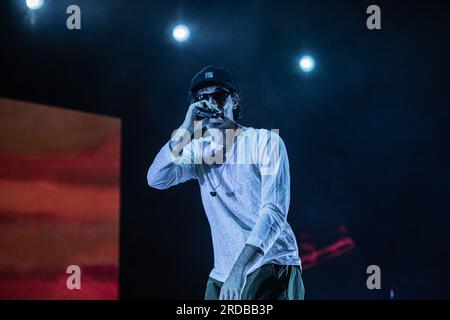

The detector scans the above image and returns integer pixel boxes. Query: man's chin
[207,117,225,127]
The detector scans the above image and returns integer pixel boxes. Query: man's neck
[205,121,242,156]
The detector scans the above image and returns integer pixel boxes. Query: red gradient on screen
[0,98,120,300]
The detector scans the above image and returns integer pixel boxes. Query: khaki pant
[205,264,305,300]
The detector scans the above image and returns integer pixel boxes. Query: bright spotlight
[26,0,44,10]
[172,25,190,42]
[299,55,315,73]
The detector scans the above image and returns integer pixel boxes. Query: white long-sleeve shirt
[147,126,301,282]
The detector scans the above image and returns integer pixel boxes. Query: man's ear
[232,95,239,109]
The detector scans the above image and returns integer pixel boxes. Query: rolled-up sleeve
[245,131,290,255]
[147,141,198,190]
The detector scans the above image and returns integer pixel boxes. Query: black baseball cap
[190,65,237,94]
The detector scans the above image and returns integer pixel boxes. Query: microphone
[194,103,222,120]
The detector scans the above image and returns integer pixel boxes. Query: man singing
[147,66,304,300]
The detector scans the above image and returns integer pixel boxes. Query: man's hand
[219,244,263,300]
[181,100,218,133]
[169,100,217,152]
[219,269,247,300]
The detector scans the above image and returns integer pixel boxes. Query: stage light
[26,0,44,10]
[299,55,315,73]
[172,25,190,42]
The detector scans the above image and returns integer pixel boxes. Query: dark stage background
[1,0,449,299]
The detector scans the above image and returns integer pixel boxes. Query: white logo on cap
[205,72,214,79]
